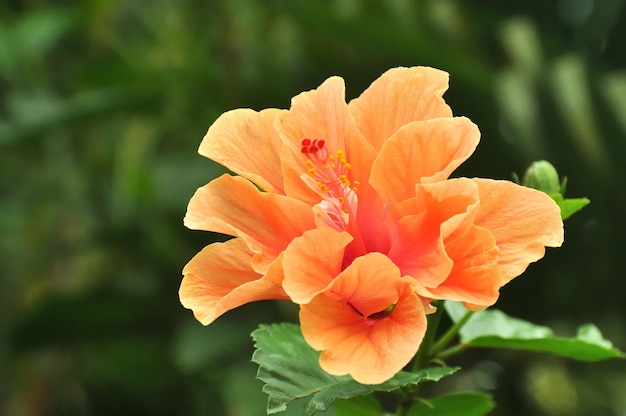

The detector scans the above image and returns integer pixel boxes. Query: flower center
[300,138,359,231]
[347,301,396,323]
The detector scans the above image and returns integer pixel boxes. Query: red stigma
[301,138,325,154]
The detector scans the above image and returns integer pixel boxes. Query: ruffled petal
[282,227,353,304]
[389,179,480,287]
[348,66,453,151]
[184,174,315,261]
[389,213,452,288]
[370,117,480,212]
[300,253,426,384]
[199,108,286,193]
[276,76,378,208]
[472,179,564,284]
[413,225,501,310]
[180,238,288,325]
[279,77,350,159]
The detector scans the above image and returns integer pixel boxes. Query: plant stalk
[429,309,473,358]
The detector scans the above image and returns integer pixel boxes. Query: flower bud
[522,160,561,194]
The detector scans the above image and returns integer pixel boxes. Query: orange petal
[279,76,350,158]
[389,213,452,288]
[184,174,315,259]
[389,179,480,287]
[300,253,427,384]
[277,76,377,206]
[180,239,288,325]
[349,66,453,151]
[370,117,480,211]
[199,108,286,193]
[282,227,353,304]
[413,225,501,309]
[472,179,564,284]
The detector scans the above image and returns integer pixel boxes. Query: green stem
[396,304,473,415]
[396,403,409,416]
[436,343,469,361]
[395,302,445,416]
[412,301,444,372]
[428,309,473,358]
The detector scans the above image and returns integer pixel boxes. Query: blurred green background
[1,0,625,415]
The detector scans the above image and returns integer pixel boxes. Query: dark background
[1,1,625,415]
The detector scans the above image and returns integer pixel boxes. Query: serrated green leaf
[252,323,459,415]
[408,392,495,416]
[445,302,624,361]
[549,193,590,220]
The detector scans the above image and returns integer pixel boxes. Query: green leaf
[445,302,624,361]
[549,193,590,220]
[251,323,459,415]
[333,396,383,416]
[408,392,495,416]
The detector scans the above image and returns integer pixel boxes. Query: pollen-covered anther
[317,182,329,192]
[338,174,351,187]
[335,150,350,168]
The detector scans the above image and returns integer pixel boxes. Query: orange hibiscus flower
[180,67,564,384]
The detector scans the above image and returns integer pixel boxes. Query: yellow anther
[338,175,351,187]
[353,180,361,186]
[301,145,359,208]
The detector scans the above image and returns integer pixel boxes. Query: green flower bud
[522,160,561,194]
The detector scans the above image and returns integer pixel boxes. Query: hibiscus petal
[472,178,564,284]
[180,239,288,325]
[276,76,377,207]
[282,227,354,304]
[389,213,452,288]
[370,117,480,211]
[389,179,480,287]
[413,225,501,310]
[184,174,315,258]
[279,76,350,156]
[348,66,453,151]
[300,253,427,384]
[199,108,286,193]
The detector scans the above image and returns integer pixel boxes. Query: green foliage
[408,393,495,416]
[445,302,624,361]
[333,396,383,416]
[520,160,590,220]
[1,0,625,414]
[549,193,591,220]
[252,323,459,415]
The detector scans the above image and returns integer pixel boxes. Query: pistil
[300,138,359,230]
